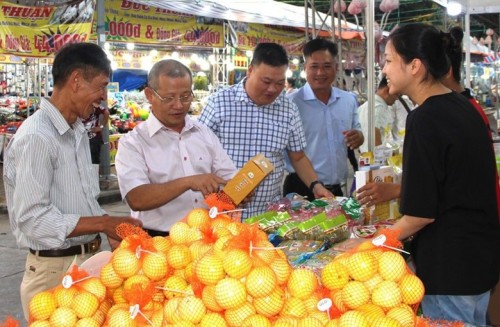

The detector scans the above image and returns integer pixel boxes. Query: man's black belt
[144,228,169,237]
[29,234,101,257]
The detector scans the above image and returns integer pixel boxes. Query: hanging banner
[233,22,305,55]
[0,0,94,57]
[102,0,224,48]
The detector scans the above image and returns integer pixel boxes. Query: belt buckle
[88,238,100,253]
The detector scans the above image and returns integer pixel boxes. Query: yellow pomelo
[297,316,324,327]
[399,273,425,305]
[29,291,57,321]
[123,274,150,292]
[306,312,330,325]
[215,277,247,310]
[357,303,386,324]
[80,277,107,302]
[189,240,211,260]
[163,297,182,324]
[338,310,369,327]
[321,260,350,290]
[226,222,245,236]
[372,280,403,310]
[224,301,255,326]
[53,286,78,308]
[49,307,77,327]
[281,297,307,318]
[331,290,348,313]
[246,266,277,298]
[251,239,278,265]
[170,222,192,244]
[253,287,285,317]
[202,285,223,312]
[142,252,168,281]
[371,316,403,327]
[223,249,253,279]
[364,273,384,293]
[378,251,407,282]
[269,257,292,285]
[162,275,189,299]
[325,319,340,327]
[242,314,271,327]
[112,286,126,304]
[348,251,378,282]
[111,248,140,278]
[29,322,51,327]
[287,268,318,300]
[71,292,99,318]
[150,309,164,327]
[100,262,124,289]
[341,281,370,309]
[178,296,207,324]
[152,236,172,253]
[186,208,211,228]
[387,305,416,327]
[75,317,100,327]
[213,235,232,259]
[167,244,192,269]
[200,312,227,327]
[107,307,138,327]
[274,316,299,327]
[194,253,225,285]
[302,293,321,314]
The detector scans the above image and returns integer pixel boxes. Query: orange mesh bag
[205,191,243,222]
[0,316,19,327]
[318,229,424,325]
[416,317,466,327]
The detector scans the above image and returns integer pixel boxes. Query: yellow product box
[355,165,401,224]
[223,153,274,205]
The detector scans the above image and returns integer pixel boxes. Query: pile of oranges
[28,208,425,326]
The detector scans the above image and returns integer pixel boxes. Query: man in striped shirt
[199,43,332,219]
[3,43,142,320]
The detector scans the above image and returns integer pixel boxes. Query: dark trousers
[283,173,343,199]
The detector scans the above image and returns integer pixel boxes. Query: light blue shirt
[286,83,361,185]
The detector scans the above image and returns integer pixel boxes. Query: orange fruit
[357,303,386,324]
[100,262,124,289]
[370,315,403,327]
[80,277,107,302]
[269,257,291,285]
[178,296,207,323]
[251,239,278,265]
[378,251,407,282]
[167,244,192,269]
[107,306,137,327]
[226,222,244,236]
[274,316,300,327]
[338,310,369,327]
[253,287,285,317]
[372,280,403,310]
[49,307,77,327]
[71,292,99,318]
[194,253,225,285]
[297,316,324,327]
[399,274,425,305]
[123,274,151,292]
[281,297,307,318]
[111,248,140,278]
[75,317,100,327]
[331,290,348,313]
[213,235,232,259]
[163,297,182,324]
[214,277,247,310]
[142,252,169,281]
[246,266,277,298]
[224,302,256,326]
[189,240,211,260]
[387,305,416,327]
[242,314,271,327]
[186,208,211,228]
[202,285,223,312]
[341,281,370,309]
[162,275,189,299]
[29,291,57,321]
[152,236,172,253]
[112,286,126,304]
[170,222,192,244]
[287,268,318,300]
[223,249,253,279]
[364,273,384,293]
[348,251,378,282]
[53,286,78,308]
[200,312,227,327]
[321,260,350,290]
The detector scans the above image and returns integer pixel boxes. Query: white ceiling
[434,0,500,14]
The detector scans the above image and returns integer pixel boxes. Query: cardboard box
[355,165,401,224]
[223,153,274,205]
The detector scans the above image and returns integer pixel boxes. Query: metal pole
[304,0,309,40]
[366,0,375,152]
[465,12,471,89]
[337,0,343,80]
[96,0,112,182]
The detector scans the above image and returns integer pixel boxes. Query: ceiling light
[447,1,462,16]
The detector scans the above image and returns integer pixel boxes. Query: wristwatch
[309,180,325,193]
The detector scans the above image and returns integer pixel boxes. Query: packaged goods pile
[20,204,461,327]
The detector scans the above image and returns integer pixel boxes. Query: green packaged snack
[341,197,362,221]
[244,211,277,225]
[276,221,301,239]
[296,212,327,240]
[318,214,349,244]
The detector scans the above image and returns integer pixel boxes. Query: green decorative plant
[193,75,209,91]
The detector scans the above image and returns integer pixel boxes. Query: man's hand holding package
[357,182,401,207]
[190,173,227,196]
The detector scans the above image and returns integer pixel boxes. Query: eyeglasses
[149,87,194,105]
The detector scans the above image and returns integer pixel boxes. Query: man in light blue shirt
[285,38,364,198]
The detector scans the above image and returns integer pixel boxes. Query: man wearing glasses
[115,59,237,237]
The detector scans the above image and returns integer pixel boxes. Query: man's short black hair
[250,43,289,67]
[303,38,338,60]
[52,42,111,88]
